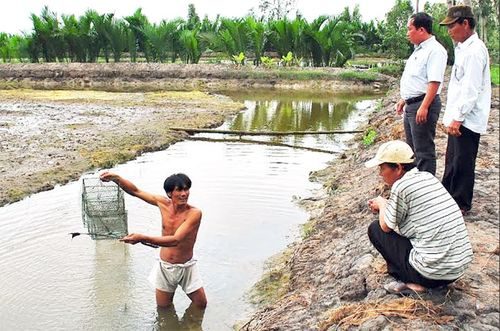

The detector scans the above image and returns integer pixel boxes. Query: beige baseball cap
[365,140,415,168]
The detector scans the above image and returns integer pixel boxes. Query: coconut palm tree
[245,16,267,65]
[209,18,249,64]
[124,9,149,62]
[30,6,65,62]
[179,28,202,64]
[61,14,90,62]
[105,18,128,62]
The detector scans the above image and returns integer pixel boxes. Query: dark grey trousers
[404,96,441,175]
[368,220,454,288]
[442,125,480,211]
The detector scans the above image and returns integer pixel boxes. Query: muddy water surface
[0,91,380,330]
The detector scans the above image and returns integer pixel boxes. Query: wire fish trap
[81,177,128,240]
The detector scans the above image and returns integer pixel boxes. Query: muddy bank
[244,84,499,329]
[0,63,391,92]
[0,89,244,206]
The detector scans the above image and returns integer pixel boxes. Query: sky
[1,0,444,35]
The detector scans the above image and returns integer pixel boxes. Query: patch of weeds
[337,70,378,83]
[249,249,293,307]
[370,64,404,77]
[81,149,135,168]
[302,220,315,239]
[491,64,499,86]
[7,188,26,201]
[362,128,377,146]
[65,123,91,130]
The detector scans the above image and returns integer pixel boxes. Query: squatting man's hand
[368,196,387,213]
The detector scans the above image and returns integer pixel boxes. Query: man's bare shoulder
[186,205,202,220]
[156,196,172,207]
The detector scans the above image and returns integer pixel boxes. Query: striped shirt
[384,168,473,280]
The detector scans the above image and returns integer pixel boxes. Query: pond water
[0,90,380,330]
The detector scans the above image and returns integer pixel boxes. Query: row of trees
[0,5,380,66]
[0,0,498,66]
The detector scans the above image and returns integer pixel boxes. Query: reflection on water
[155,304,205,331]
[0,90,379,331]
[229,99,353,132]
[218,90,381,153]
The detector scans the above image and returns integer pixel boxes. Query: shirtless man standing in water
[100,171,207,309]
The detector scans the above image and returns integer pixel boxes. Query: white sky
[1,0,444,35]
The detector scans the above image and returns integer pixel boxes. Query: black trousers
[442,125,480,211]
[367,220,454,288]
[404,96,441,175]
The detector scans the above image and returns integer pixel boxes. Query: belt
[405,94,425,105]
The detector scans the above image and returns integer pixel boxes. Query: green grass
[336,70,379,83]
[362,128,377,146]
[370,64,404,77]
[491,64,499,86]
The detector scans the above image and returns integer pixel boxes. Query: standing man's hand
[447,120,462,137]
[415,106,429,124]
[395,99,405,116]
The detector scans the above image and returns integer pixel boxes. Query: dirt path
[243,84,499,330]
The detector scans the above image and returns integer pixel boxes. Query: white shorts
[148,258,203,294]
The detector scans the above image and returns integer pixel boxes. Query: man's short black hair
[456,16,476,29]
[384,162,417,172]
[410,12,434,34]
[164,173,192,197]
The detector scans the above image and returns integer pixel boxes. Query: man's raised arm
[100,171,161,206]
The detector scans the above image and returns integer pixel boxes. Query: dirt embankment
[244,83,499,330]
[0,87,245,207]
[0,63,390,92]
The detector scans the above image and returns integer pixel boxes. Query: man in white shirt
[439,5,491,213]
[396,12,447,176]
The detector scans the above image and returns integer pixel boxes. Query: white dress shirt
[443,33,491,134]
[400,36,448,100]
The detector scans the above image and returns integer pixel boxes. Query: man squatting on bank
[100,171,208,309]
[366,140,473,294]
